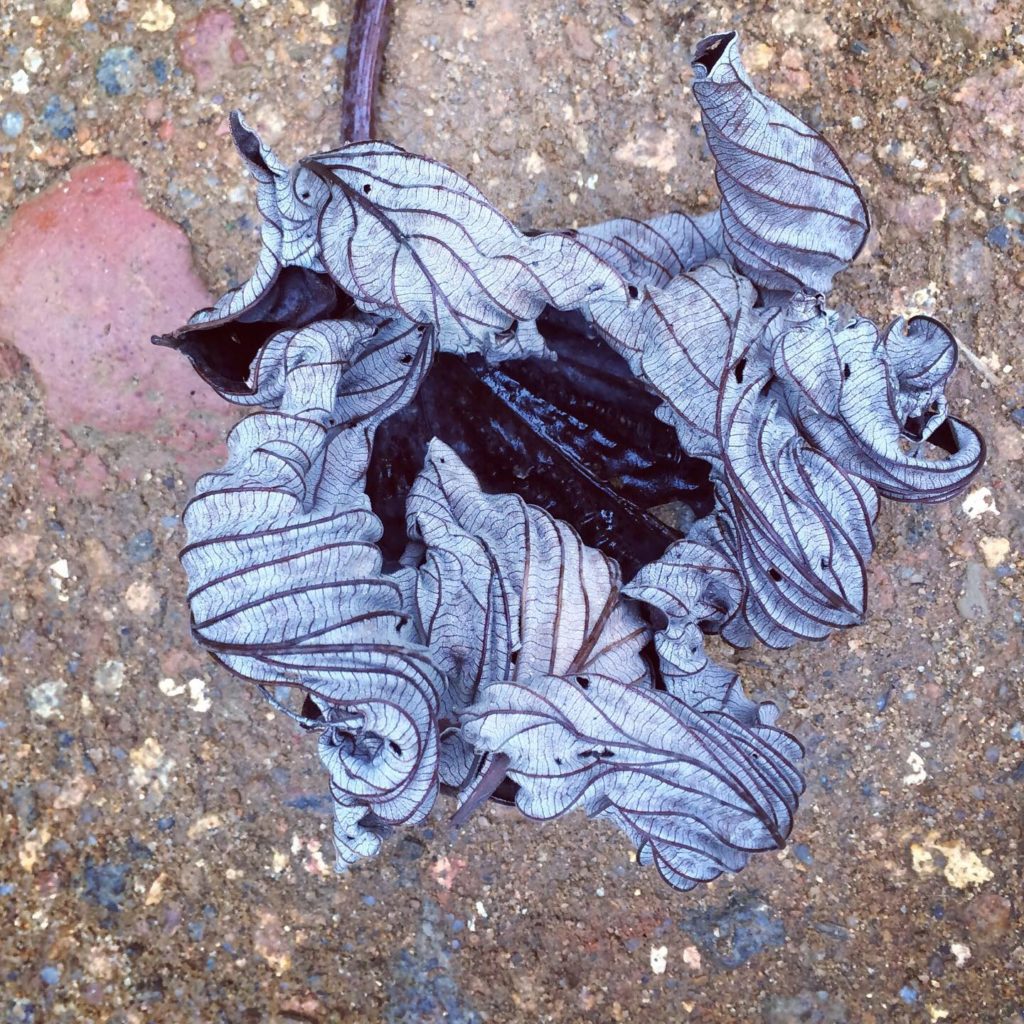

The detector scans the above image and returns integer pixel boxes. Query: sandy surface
[1,1,1021,1021]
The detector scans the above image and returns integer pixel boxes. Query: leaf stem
[341,0,392,143]
[449,753,512,829]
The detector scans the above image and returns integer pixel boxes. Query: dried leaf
[462,674,803,890]
[181,316,444,867]
[295,141,628,353]
[160,29,984,892]
[771,306,984,501]
[579,210,725,288]
[368,310,713,574]
[408,440,650,689]
[692,32,869,294]
[590,261,877,646]
[624,540,760,722]
[406,441,651,792]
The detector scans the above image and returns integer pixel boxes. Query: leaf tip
[692,31,738,76]
[229,109,273,178]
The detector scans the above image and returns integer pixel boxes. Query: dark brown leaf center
[369,309,714,574]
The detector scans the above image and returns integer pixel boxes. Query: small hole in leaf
[576,676,590,689]
[399,354,413,365]
[734,358,746,384]
[363,184,372,194]
[554,757,563,766]
[300,191,311,200]
[843,363,851,380]
[769,567,783,582]
[389,740,403,756]
[627,284,639,300]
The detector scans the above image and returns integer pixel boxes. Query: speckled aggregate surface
[0,2,1022,1022]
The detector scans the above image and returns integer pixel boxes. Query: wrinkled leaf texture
[163,32,982,888]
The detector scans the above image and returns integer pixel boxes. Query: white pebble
[650,945,668,975]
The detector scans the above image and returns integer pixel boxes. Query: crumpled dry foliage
[160,32,983,891]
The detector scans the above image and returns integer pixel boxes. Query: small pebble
[42,95,77,140]
[793,843,814,866]
[126,528,156,563]
[97,46,142,96]
[93,659,125,695]
[23,47,44,74]
[987,225,1011,251]
[29,680,67,719]
[40,966,60,986]
[1,111,24,138]
[899,984,918,1004]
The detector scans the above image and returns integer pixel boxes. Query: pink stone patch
[176,9,249,91]
[0,158,235,452]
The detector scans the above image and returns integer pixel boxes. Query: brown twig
[340,0,392,143]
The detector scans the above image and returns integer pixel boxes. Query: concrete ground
[1,1,1022,1021]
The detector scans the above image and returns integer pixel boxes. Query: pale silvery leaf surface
[408,442,650,680]
[406,440,651,790]
[403,444,518,789]
[181,316,444,867]
[770,306,985,501]
[587,259,763,458]
[405,502,510,789]
[301,144,631,354]
[160,117,632,386]
[229,112,330,277]
[152,114,346,396]
[233,315,436,436]
[161,29,985,890]
[708,328,878,648]
[577,210,726,289]
[691,31,869,295]
[623,540,764,723]
[461,674,803,890]
[589,261,877,647]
